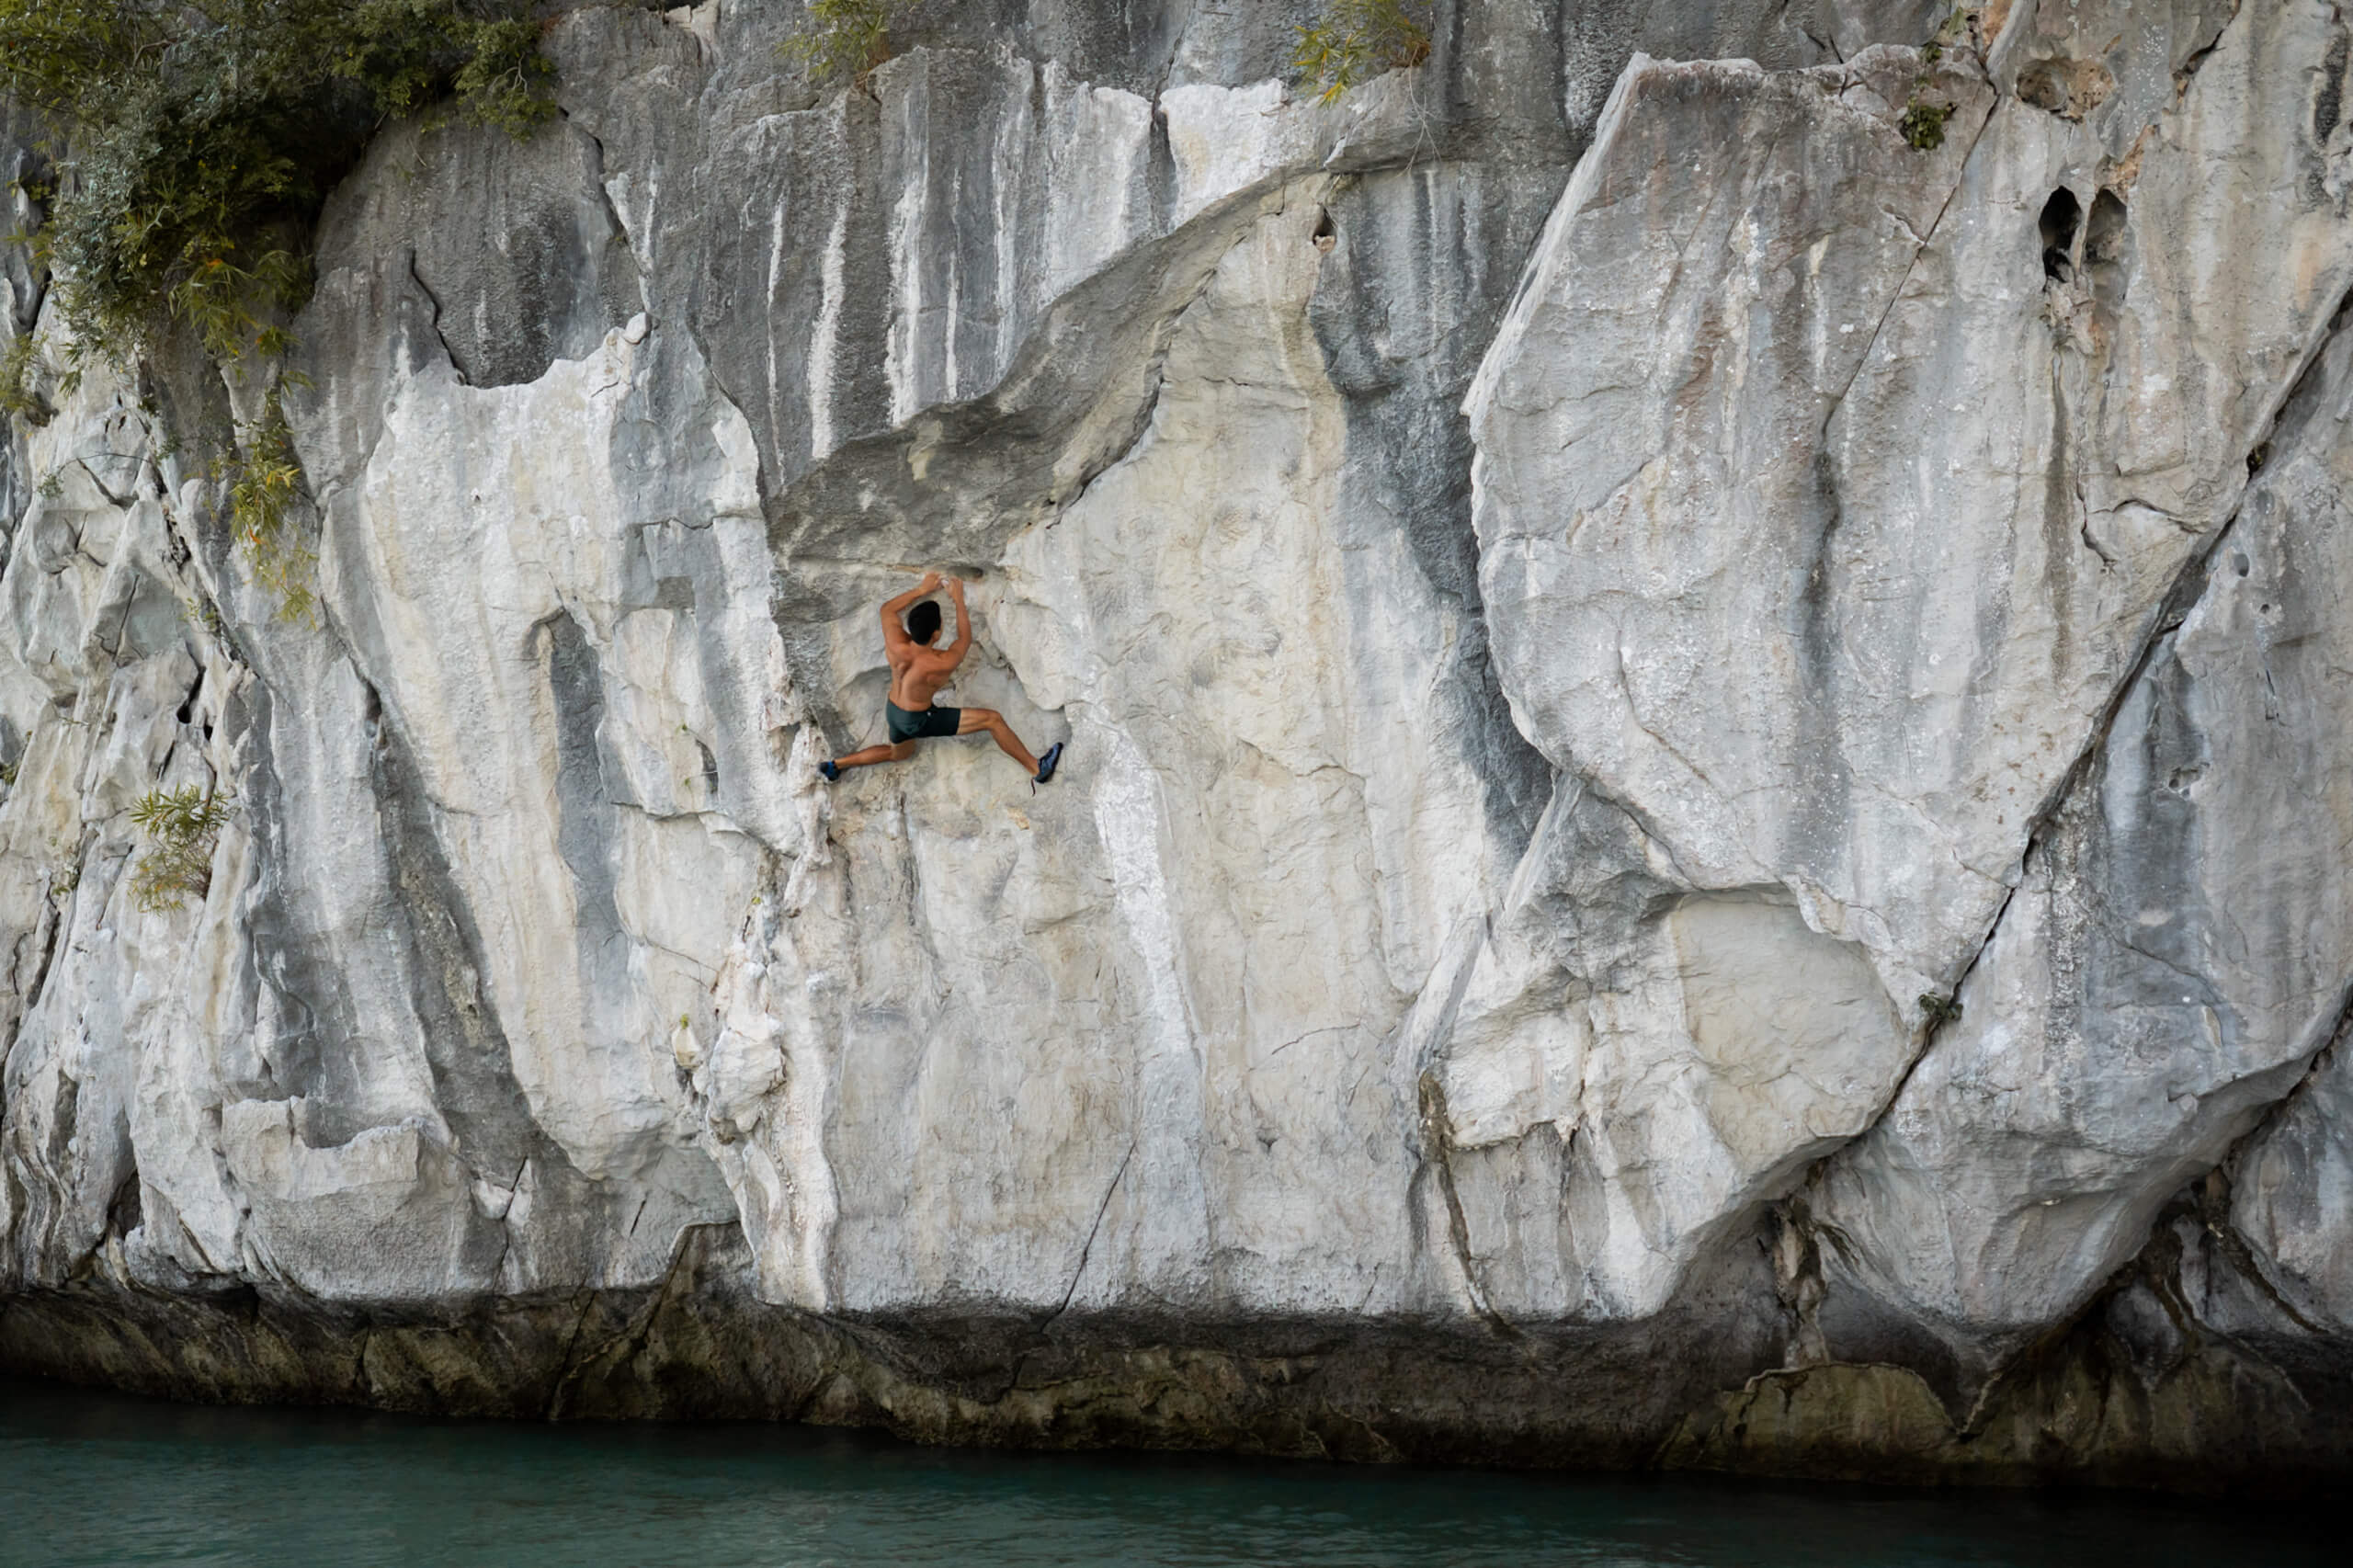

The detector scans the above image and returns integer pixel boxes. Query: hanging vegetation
[0,0,554,366]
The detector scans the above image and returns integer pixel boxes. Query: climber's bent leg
[957,708,1040,775]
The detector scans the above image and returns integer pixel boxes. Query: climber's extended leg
[956,708,1037,773]
[821,741,915,780]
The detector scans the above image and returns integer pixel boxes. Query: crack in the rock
[1612,638,1728,806]
[568,114,652,312]
[1261,1024,1353,1064]
[483,1155,530,1289]
[540,1287,601,1419]
[2170,0,2246,97]
[1415,1070,1520,1339]
[2200,1176,2336,1342]
[349,1320,375,1397]
[1944,1139,2329,1442]
[2034,298,2352,816]
[14,265,51,342]
[71,452,142,509]
[1040,1142,1134,1335]
[1150,0,1202,101]
[404,250,466,386]
[1817,70,1995,439]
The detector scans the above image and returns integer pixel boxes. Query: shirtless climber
[818,571,1064,787]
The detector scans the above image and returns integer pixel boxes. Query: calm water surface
[0,1379,2328,1567]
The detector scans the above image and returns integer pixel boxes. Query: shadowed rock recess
[4,0,2351,1493]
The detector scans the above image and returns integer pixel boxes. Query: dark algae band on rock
[5,1222,2349,1495]
[6,0,2353,1497]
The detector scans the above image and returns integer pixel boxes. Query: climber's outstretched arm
[943,576,973,667]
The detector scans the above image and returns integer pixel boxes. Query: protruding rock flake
[4,0,2353,1490]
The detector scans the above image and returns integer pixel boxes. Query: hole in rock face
[2040,187,2082,281]
[2018,62,2071,115]
[1311,208,1336,252]
[105,1169,142,1239]
[2018,57,2116,120]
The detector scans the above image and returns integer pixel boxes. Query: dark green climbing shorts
[887,701,961,743]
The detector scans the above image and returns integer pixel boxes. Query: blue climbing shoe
[1033,742,1063,787]
[818,759,840,783]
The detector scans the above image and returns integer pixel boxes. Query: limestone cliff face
[2,0,2349,1489]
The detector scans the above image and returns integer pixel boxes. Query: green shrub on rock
[1898,99,1951,151]
[0,326,56,426]
[221,388,315,623]
[783,0,894,89]
[129,784,232,913]
[0,0,554,366]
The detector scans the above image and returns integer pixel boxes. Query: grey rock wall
[3,0,2350,1490]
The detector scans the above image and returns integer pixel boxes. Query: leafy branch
[129,784,233,913]
[1292,0,1431,106]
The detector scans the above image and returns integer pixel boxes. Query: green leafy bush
[1898,99,1951,151]
[129,784,232,913]
[1292,0,1431,106]
[782,0,894,89]
[0,1,554,366]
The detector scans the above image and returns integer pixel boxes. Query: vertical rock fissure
[1415,1071,1521,1337]
[1034,1141,1135,1346]
[404,250,465,384]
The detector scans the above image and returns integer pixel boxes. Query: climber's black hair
[906,598,943,644]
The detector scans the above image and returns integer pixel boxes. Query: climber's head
[905,598,943,645]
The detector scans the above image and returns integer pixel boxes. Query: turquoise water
[0,1380,2328,1567]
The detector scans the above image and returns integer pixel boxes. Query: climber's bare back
[884,630,956,710]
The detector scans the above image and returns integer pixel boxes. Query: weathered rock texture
[3,0,2350,1493]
